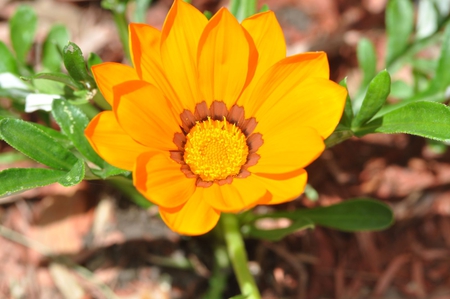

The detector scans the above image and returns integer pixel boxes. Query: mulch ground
[1,0,450,298]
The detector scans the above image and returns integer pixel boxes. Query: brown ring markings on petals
[171,101,264,187]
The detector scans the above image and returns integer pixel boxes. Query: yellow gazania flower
[85,0,347,235]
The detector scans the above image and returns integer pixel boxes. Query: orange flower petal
[238,52,330,117]
[239,11,286,101]
[129,23,181,112]
[133,151,195,208]
[249,126,324,174]
[91,62,139,105]
[197,8,257,108]
[202,176,267,212]
[254,170,308,205]
[113,80,181,150]
[159,188,221,236]
[160,0,207,113]
[255,77,347,139]
[85,111,148,171]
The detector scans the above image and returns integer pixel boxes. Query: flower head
[85,0,347,235]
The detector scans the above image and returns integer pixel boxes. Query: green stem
[112,9,131,62]
[242,0,257,19]
[229,0,240,18]
[221,213,261,299]
[133,0,152,23]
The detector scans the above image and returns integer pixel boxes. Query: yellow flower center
[184,117,249,182]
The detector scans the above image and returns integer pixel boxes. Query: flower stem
[112,9,131,62]
[221,213,261,299]
[229,0,241,18]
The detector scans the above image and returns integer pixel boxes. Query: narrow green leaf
[30,122,72,148]
[352,70,391,128]
[57,159,85,186]
[33,72,82,90]
[429,23,450,91]
[254,199,393,232]
[92,165,129,179]
[296,199,393,231]
[338,77,353,128]
[63,42,95,89]
[0,168,66,197]
[416,0,438,39]
[0,42,19,74]
[390,80,414,99]
[87,53,102,70]
[385,0,414,67]
[42,25,70,72]
[9,6,37,65]
[357,38,377,89]
[0,152,29,164]
[0,118,78,170]
[52,100,104,166]
[356,101,450,141]
[243,218,314,241]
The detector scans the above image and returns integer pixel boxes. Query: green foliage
[87,53,103,70]
[243,199,394,241]
[338,78,353,128]
[51,100,104,166]
[0,42,19,74]
[63,42,96,89]
[385,0,414,67]
[9,6,37,66]
[32,72,83,90]
[0,118,78,170]
[352,70,391,128]
[57,159,85,187]
[357,38,377,90]
[356,101,450,142]
[42,25,70,72]
[0,168,67,197]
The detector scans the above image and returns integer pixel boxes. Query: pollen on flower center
[184,117,249,182]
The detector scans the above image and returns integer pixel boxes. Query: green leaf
[416,0,438,39]
[295,199,393,231]
[9,6,37,65]
[357,38,377,89]
[0,118,78,170]
[52,99,104,166]
[228,295,249,299]
[356,101,450,141]
[338,77,353,128]
[0,151,29,164]
[57,159,85,186]
[32,72,82,90]
[429,23,450,91]
[385,0,414,67]
[0,42,19,74]
[87,53,102,70]
[0,168,66,197]
[244,199,393,240]
[390,80,414,99]
[352,70,391,128]
[91,165,129,179]
[42,25,70,72]
[243,218,314,241]
[63,42,95,89]
[30,122,72,148]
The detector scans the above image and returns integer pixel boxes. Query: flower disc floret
[184,117,248,181]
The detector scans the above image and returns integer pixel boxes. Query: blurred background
[1,0,450,298]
